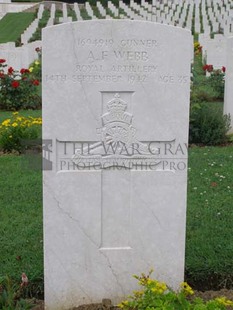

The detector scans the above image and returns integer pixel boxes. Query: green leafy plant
[29,58,42,82]
[118,271,233,310]
[191,52,225,103]
[0,112,42,153]
[0,276,34,310]
[189,103,231,145]
[201,65,225,100]
[208,68,225,100]
[0,59,41,110]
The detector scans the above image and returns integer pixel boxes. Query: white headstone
[0,48,22,70]
[224,36,233,133]
[43,20,191,310]
[0,42,15,50]
[206,34,227,69]
[38,4,44,19]
[74,3,83,20]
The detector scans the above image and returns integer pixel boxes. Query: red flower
[222,66,226,73]
[0,59,6,64]
[207,65,213,72]
[21,68,29,74]
[0,72,5,78]
[20,68,30,74]
[203,64,213,72]
[203,64,208,71]
[8,67,14,75]
[11,80,20,88]
[32,79,40,86]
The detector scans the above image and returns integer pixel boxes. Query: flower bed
[0,59,41,111]
[0,112,42,152]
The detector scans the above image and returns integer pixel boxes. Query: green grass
[68,7,77,21]
[92,6,104,19]
[0,154,43,297]
[0,110,43,298]
[80,7,92,20]
[0,13,36,44]
[29,9,50,42]
[54,10,63,25]
[186,145,233,289]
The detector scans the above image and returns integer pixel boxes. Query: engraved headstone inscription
[43,20,191,310]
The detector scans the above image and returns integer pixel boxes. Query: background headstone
[224,36,233,134]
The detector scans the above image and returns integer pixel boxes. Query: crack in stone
[44,180,120,298]
[44,180,99,248]
[99,251,125,296]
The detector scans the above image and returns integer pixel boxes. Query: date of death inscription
[44,73,189,85]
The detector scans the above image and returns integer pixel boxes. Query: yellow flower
[29,67,34,72]
[12,122,18,127]
[117,300,129,309]
[150,281,167,294]
[35,60,40,65]
[133,290,144,297]
[9,135,12,138]
[16,117,22,122]
[180,282,194,295]
[13,112,18,115]
[216,297,233,306]
[2,119,11,126]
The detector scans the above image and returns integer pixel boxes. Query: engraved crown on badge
[107,93,127,113]
[102,93,132,126]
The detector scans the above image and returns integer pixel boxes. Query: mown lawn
[0,13,35,44]
[0,154,43,296]
[0,107,232,294]
[186,145,233,289]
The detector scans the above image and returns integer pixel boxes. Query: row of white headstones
[1,0,233,35]
[13,0,233,60]
[0,1,232,68]
[0,1,232,131]
[71,0,233,35]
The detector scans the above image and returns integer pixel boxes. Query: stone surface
[224,36,233,134]
[0,3,35,13]
[0,42,15,49]
[0,40,41,71]
[206,35,227,69]
[43,20,191,310]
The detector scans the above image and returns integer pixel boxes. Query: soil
[31,291,233,310]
